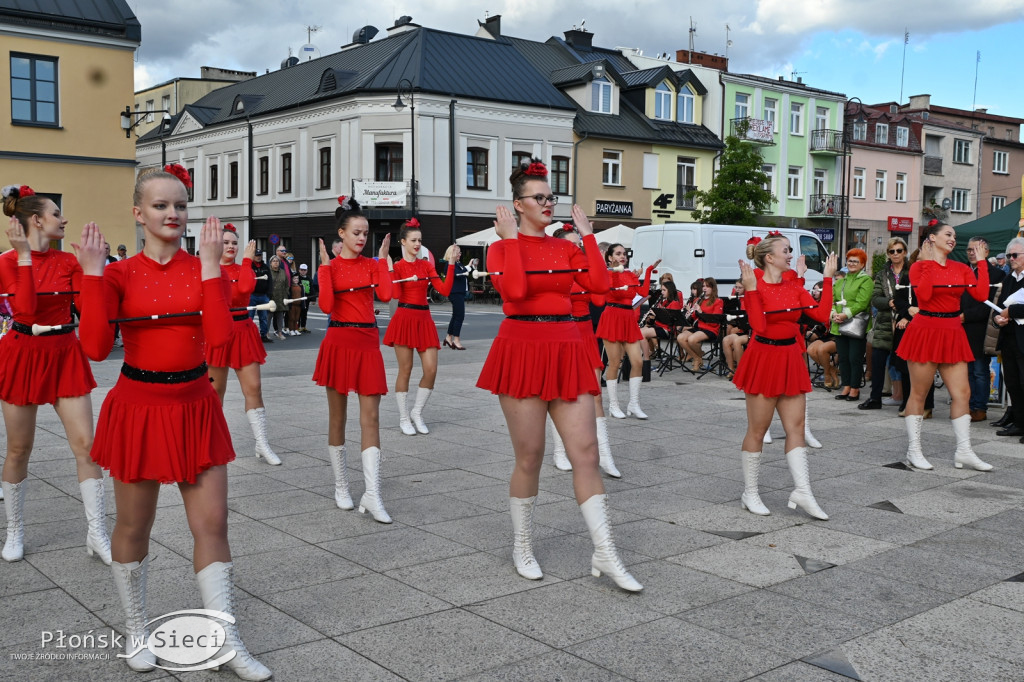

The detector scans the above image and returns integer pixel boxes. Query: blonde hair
[886,237,908,254]
[133,168,186,206]
[746,236,787,269]
[443,245,458,262]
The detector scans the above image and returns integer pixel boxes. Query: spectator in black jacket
[993,238,1024,440]
[962,236,1005,422]
[297,263,317,333]
[250,250,273,343]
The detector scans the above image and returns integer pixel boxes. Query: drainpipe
[449,99,457,244]
[571,131,589,206]
[246,114,254,239]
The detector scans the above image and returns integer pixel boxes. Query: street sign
[811,228,835,242]
[268,234,280,245]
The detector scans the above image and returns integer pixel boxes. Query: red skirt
[477,320,599,401]
[897,315,973,364]
[577,320,604,371]
[382,306,440,351]
[0,330,96,406]
[733,336,811,397]
[91,373,235,484]
[596,306,643,343]
[207,318,267,369]
[313,326,388,395]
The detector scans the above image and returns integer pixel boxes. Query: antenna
[790,70,806,80]
[899,28,909,102]
[306,25,321,43]
[725,24,732,59]
[688,17,697,63]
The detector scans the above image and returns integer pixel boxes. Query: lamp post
[158,113,172,166]
[392,79,416,216]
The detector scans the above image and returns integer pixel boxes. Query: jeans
[869,347,891,402]
[968,356,992,412]
[447,293,466,337]
[249,293,270,337]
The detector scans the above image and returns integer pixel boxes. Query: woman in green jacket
[831,248,873,400]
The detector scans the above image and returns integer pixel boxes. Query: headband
[164,164,193,189]
[524,161,548,177]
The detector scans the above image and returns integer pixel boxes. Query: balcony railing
[676,184,697,210]
[810,129,846,154]
[924,156,943,175]
[808,194,848,218]
[730,117,776,145]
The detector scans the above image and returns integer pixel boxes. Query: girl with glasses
[830,248,873,402]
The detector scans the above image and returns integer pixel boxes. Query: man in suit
[993,238,1024,441]
[962,237,1005,421]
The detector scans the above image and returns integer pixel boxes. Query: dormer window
[591,77,612,114]
[852,121,867,141]
[654,83,672,120]
[677,87,694,124]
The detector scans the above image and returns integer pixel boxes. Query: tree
[687,131,775,225]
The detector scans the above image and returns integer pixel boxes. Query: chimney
[908,94,931,110]
[564,29,593,50]
[387,16,419,36]
[477,14,501,38]
[675,49,728,71]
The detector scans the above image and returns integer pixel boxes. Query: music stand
[693,312,730,379]
[653,308,687,375]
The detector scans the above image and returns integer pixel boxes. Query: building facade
[132,66,255,138]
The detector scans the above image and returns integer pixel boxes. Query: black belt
[506,315,574,323]
[571,315,592,323]
[121,362,208,384]
[11,321,74,337]
[232,313,250,321]
[754,335,796,346]
[398,303,429,310]
[919,310,960,318]
[329,320,377,328]
[606,303,633,310]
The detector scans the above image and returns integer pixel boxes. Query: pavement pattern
[2,303,1023,681]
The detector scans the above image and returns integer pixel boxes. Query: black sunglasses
[887,248,905,254]
[1008,253,1023,260]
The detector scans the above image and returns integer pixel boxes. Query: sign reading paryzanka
[595,200,633,217]
[353,181,407,208]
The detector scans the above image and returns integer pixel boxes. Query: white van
[628,223,830,296]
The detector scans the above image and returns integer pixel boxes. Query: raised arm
[317,239,334,314]
[432,258,457,297]
[74,223,116,360]
[197,217,232,348]
[3,218,36,315]
[375,257,393,303]
[491,206,526,301]
[967,259,989,302]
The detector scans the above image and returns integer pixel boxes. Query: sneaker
[300,328,310,334]
[881,397,900,406]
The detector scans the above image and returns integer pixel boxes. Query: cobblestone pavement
[2,309,1023,680]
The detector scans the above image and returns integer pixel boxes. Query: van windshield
[800,236,827,273]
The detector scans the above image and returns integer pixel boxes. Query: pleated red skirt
[91,373,235,484]
[0,331,96,406]
[207,318,267,369]
[313,326,388,395]
[596,306,643,343]
[733,337,811,397]
[382,307,440,351]
[897,315,974,364]
[477,320,599,401]
[577,320,604,371]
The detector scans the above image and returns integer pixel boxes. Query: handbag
[838,311,870,339]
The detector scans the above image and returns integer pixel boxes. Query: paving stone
[739,525,897,566]
[668,542,807,588]
[319,525,477,572]
[749,661,855,681]
[970,582,1024,613]
[845,545,1012,597]
[462,650,632,682]
[386,551,558,605]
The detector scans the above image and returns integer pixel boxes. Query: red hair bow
[525,161,548,177]
[404,217,420,228]
[337,195,346,205]
[223,223,237,233]
[766,230,783,238]
[927,219,939,227]
[164,164,192,189]
[18,185,35,198]
[746,236,761,246]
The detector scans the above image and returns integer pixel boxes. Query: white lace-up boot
[952,414,993,471]
[606,379,626,419]
[740,451,771,516]
[328,444,354,510]
[395,392,416,436]
[905,414,933,470]
[549,416,571,471]
[358,447,392,523]
[625,377,648,419]
[785,447,828,520]
[245,408,281,465]
[80,478,112,565]
[195,561,272,681]
[596,417,621,477]
[111,556,156,672]
[2,480,25,562]
[509,496,542,580]
[580,494,642,592]
[410,387,432,434]
[804,403,822,449]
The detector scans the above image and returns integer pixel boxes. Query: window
[676,157,696,209]
[551,156,569,195]
[951,188,970,213]
[512,151,532,173]
[895,172,906,202]
[790,102,804,135]
[787,166,801,199]
[145,99,154,123]
[318,146,332,190]
[896,127,909,147]
[852,121,867,141]
[853,167,865,198]
[209,164,218,200]
[467,147,488,189]
[994,150,1008,174]
[677,88,694,123]
[161,94,170,114]
[654,83,672,120]
[228,161,238,199]
[875,170,887,200]
[875,123,889,144]
[734,93,749,119]
[591,78,612,114]
[801,235,827,273]
[10,54,58,125]
[954,139,972,164]
[280,152,292,193]
[813,168,826,197]
[258,157,269,195]
[374,143,403,182]
[186,167,195,202]
[761,164,775,195]
[763,98,777,131]
[602,150,622,185]
[993,196,1007,212]
[815,107,828,130]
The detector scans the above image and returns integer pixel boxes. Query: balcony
[924,156,943,175]
[676,184,697,210]
[730,117,776,145]
[809,129,847,155]
[808,194,848,218]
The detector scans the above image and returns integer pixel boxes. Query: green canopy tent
[950,198,1022,263]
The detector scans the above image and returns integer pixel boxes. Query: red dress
[0,249,96,405]
[653,298,684,334]
[477,232,610,400]
[596,267,654,343]
[207,258,266,369]
[313,255,392,395]
[897,259,988,364]
[733,276,833,397]
[79,250,236,484]
[571,283,603,371]
[695,297,725,337]
[383,258,454,351]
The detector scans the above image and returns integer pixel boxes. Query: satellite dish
[352,25,379,44]
[299,44,321,61]
[280,56,299,69]
[941,198,952,210]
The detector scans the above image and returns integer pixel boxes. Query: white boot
[740,451,771,516]
[509,496,543,580]
[804,403,822,449]
[785,447,828,520]
[626,377,648,419]
[195,561,272,681]
[763,428,773,444]
[410,387,432,434]
[905,414,933,470]
[80,478,112,565]
[952,414,993,471]
[606,379,626,419]
[580,494,642,592]
[395,392,416,436]
[2,480,25,562]
[596,417,621,478]
[549,417,571,471]
[328,445,354,510]
[245,408,281,465]
[111,556,157,672]
[358,447,392,523]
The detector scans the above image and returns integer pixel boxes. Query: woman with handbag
[859,238,909,410]
[831,249,872,401]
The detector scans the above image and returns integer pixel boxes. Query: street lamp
[158,113,173,166]
[120,105,170,138]
[392,79,416,215]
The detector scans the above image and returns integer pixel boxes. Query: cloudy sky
[130,1,1024,117]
